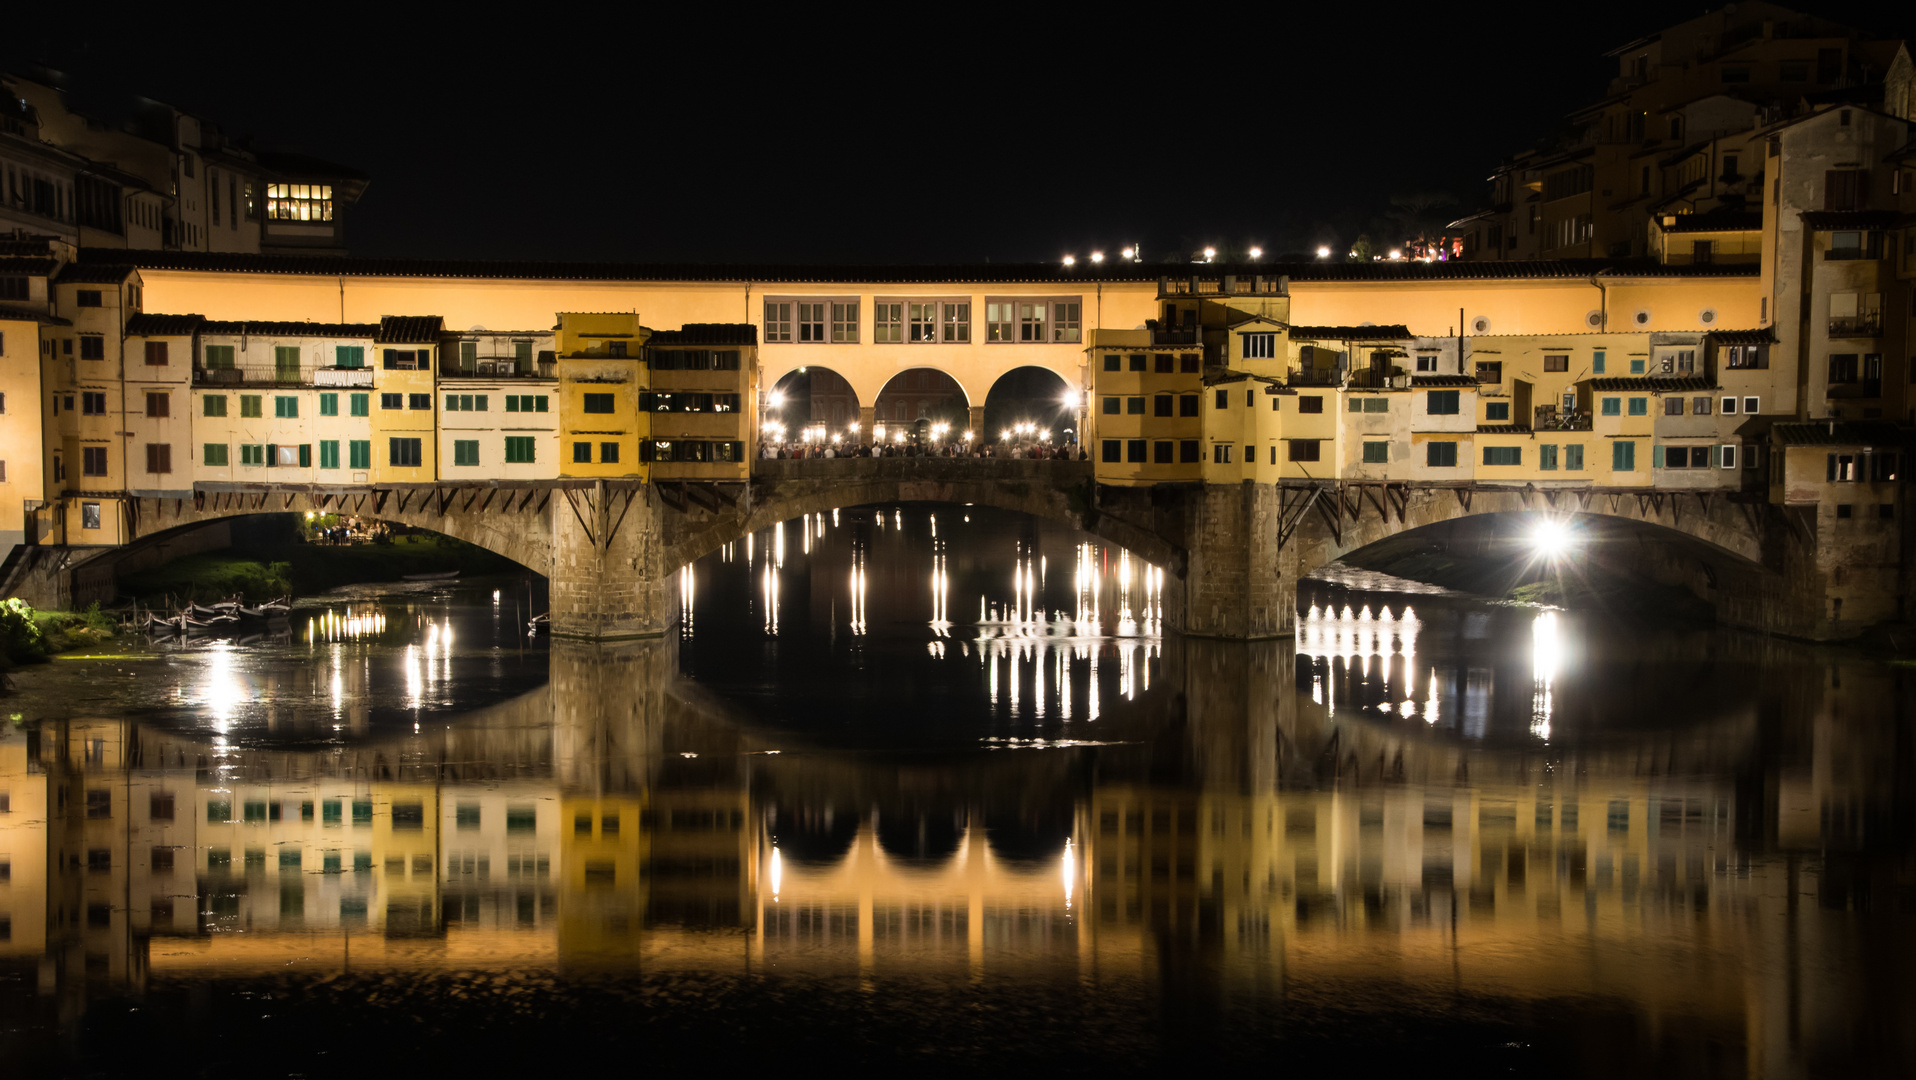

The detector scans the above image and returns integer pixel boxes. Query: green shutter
[265,443,277,466]
[350,393,368,417]
[349,440,370,469]
[535,396,548,412]
[203,443,227,467]
[319,393,338,416]
[298,444,312,467]
[475,395,487,411]
[319,441,339,469]
[203,395,226,417]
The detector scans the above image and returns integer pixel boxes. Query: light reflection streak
[1531,610,1559,741]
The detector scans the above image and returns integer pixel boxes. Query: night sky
[7,4,1910,264]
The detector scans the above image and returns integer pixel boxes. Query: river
[0,504,1908,1076]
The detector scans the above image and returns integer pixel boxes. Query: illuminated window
[764,302,791,342]
[909,302,938,343]
[265,183,333,221]
[986,302,1016,341]
[796,302,826,342]
[1242,332,1276,359]
[1018,302,1048,342]
[873,302,902,343]
[831,302,859,343]
[943,302,969,342]
[1052,302,1080,343]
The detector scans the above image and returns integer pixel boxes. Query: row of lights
[1061,245,1418,265]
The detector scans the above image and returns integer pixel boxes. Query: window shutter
[299,444,312,467]
[265,443,277,466]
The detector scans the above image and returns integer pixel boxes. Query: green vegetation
[118,533,519,607]
[0,598,119,669]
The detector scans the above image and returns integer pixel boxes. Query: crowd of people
[761,439,1083,460]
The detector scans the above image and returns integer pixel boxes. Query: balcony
[1287,369,1342,387]
[1828,315,1882,338]
[314,367,374,387]
[1534,407,1593,432]
[1145,321,1197,346]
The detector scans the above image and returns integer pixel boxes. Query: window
[145,392,169,418]
[81,391,106,415]
[1180,440,1200,463]
[1881,503,1896,520]
[1724,345,1763,369]
[350,393,369,417]
[79,446,108,476]
[79,335,104,360]
[335,345,364,368]
[764,302,792,342]
[408,393,431,410]
[144,340,168,366]
[797,302,826,342]
[1242,332,1276,359]
[1613,440,1636,471]
[459,341,478,370]
[909,302,937,343]
[1153,441,1173,464]
[454,440,479,467]
[1543,354,1568,372]
[1426,390,1460,415]
[822,301,858,344]
[1629,356,1645,375]
[1565,444,1584,470]
[319,393,338,416]
[275,346,300,381]
[1828,453,1859,482]
[1592,350,1606,374]
[382,349,429,371]
[1289,440,1321,462]
[1019,302,1048,342]
[1426,442,1458,467]
[1362,441,1388,463]
[1483,446,1521,466]
[1126,397,1144,414]
[1053,302,1080,343]
[1744,396,1759,414]
[81,502,101,530]
[1627,398,1647,416]
[1297,396,1323,414]
[1828,291,1882,335]
[1540,444,1559,470]
[1181,354,1200,373]
[1101,439,1120,463]
[241,395,262,418]
[349,441,370,469]
[1102,354,1120,372]
[389,438,422,468]
[1475,361,1502,384]
[145,444,171,473]
[1212,390,1228,410]
[274,444,307,467]
[505,395,549,413]
[984,302,1017,341]
[1486,402,1510,421]
[240,444,264,466]
[1130,354,1147,371]
[1101,396,1120,415]
[444,394,489,412]
[1823,169,1867,211]
[943,303,969,342]
[319,441,339,469]
[1154,395,1173,417]
[600,442,620,464]
[1211,444,1233,464]
[505,436,536,463]
[1721,396,1738,415]
[1180,395,1199,417]
[1836,503,1854,519]
[1415,354,1438,372]
[1664,397,1684,416]
[203,443,228,467]
[265,182,333,221]
[1692,396,1711,415]
[76,289,102,307]
[1720,444,1738,470]
[872,302,902,342]
[1601,397,1621,416]
[275,396,298,418]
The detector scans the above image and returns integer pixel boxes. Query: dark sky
[7,4,1910,264]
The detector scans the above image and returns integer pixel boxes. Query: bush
[0,598,48,664]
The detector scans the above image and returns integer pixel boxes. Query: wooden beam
[561,487,596,546]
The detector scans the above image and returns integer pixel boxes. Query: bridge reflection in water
[2,627,1910,1072]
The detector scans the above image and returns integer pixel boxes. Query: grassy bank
[0,599,119,671]
[1337,533,1715,620]
[119,534,521,606]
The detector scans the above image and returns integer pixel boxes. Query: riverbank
[118,535,523,606]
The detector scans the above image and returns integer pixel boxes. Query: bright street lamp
[1248,247,1263,259]
[1062,254,1076,267]
[1315,246,1331,259]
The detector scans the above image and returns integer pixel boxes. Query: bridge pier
[1178,482,1295,639]
[549,482,676,640]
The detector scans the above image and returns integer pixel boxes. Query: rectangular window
[1719,445,1738,470]
[81,502,101,529]
[943,302,969,343]
[1289,439,1321,462]
[1483,446,1521,466]
[764,302,791,342]
[1475,361,1502,385]
[1101,396,1120,415]
[1415,354,1438,372]
[265,182,333,221]
[869,301,902,343]
[1154,395,1173,417]
[453,440,479,467]
[796,302,826,342]
[1565,444,1584,470]
[1486,402,1510,421]
[351,393,369,417]
[389,438,422,468]
[144,340,168,366]
[1211,444,1233,464]
[600,441,620,464]
[77,289,102,307]
[830,301,859,343]
[985,302,1015,342]
[144,444,171,473]
[1129,354,1147,372]
[1297,396,1323,414]
[909,302,938,343]
[1426,390,1460,415]
[1601,397,1620,416]
[408,393,431,410]
[1627,398,1647,416]
[274,396,298,418]
[1362,441,1389,463]
[574,442,593,463]
[349,440,370,469]
[504,436,536,463]
[460,341,478,369]
[318,440,339,469]
[79,335,105,360]
[1153,440,1173,464]
[240,395,262,418]
[319,393,338,416]
[1052,302,1080,343]
[579,393,609,414]
[145,391,169,418]
[1426,441,1458,467]
[1155,353,1174,374]
[1180,395,1199,417]
[1215,390,1229,410]
[1744,397,1759,414]
[81,391,106,415]
[1242,333,1276,359]
[1126,439,1146,463]
[275,346,300,381]
[1592,350,1606,374]
[1101,439,1120,463]
[1179,440,1200,463]
[1543,354,1568,372]
[203,443,228,467]
[1102,354,1120,372]
[1540,444,1559,470]
[240,444,264,466]
[1664,397,1684,416]
[1127,397,1144,414]
[335,345,364,368]
[1613,440,1636,471]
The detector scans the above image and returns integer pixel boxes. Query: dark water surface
[0,506,1910,1077]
